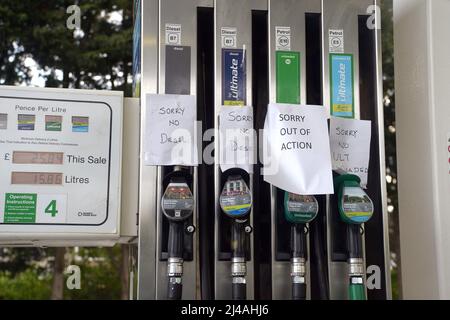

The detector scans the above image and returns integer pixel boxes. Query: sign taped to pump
[263,104,334,195]
[144,94,198,166]
[219,106,255,174]
[329,117,372,188]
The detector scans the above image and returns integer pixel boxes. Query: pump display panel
[0,87,122,241]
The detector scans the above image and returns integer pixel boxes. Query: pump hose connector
[167,257,184,300]
[291,257,307,300]
[231,257,247,300]
[291,257,306,282]
[231,257,246,278]
[349,258,365,277]
[168,257,183,277]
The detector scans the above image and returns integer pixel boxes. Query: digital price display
[13,152,64,165]
[11,172,63,185]
[0,86,123,243]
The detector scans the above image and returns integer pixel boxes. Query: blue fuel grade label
[330,54,354,118]
[222,49,246,106]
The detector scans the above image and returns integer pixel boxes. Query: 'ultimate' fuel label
[222,49,246,106]
[330,54,354,118]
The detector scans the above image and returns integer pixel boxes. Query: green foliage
[0,248,50,276]
[0,270,52,300]
[0,246,124,300]
[64,247,122,300]
[391,269,400,300]
[0,0,133,95]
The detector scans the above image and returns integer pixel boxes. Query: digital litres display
[11,172,63,185]
[13,152,64,165]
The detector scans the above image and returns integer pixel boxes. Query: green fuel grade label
[276,51,300,105]
[4,193,37,223]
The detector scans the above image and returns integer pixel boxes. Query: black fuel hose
[291,224,307,300]
[231,221,247,300]
[167,222,184,300]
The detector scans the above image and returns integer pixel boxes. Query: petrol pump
[284,194,319,300]
[219,175,253,300]
[161,170,195,300]
[322,0,391,300]
[268,0,324,300]
[213,0,267,300]
[132,0,392,301]
[334,171,374,300]
[136,0,214,300]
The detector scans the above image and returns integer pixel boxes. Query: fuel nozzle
[219,175,252,300]
[284,193,319,300]
[161,178,194,300]
[334,172,374,300]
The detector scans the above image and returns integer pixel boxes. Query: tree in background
[0,0,132,300]
[0,2,32,85]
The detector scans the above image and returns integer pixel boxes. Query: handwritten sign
[219,106,255,174]
[144,94,198,166]
[330,117,372,188]
[263,104,334,195]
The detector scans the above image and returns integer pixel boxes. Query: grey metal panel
[138,0,159,300]
[156,0,213,300]
[322,0,363,119]
[322,0,366,301]
[322,0,390,300]
[214,0,267,300]
[268,0,320,105]
[268,0,320,300]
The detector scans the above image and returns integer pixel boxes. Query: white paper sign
[329,117,372,188]
[263,104,334,195]
[144,94,198,166]
[219,106,255,174]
